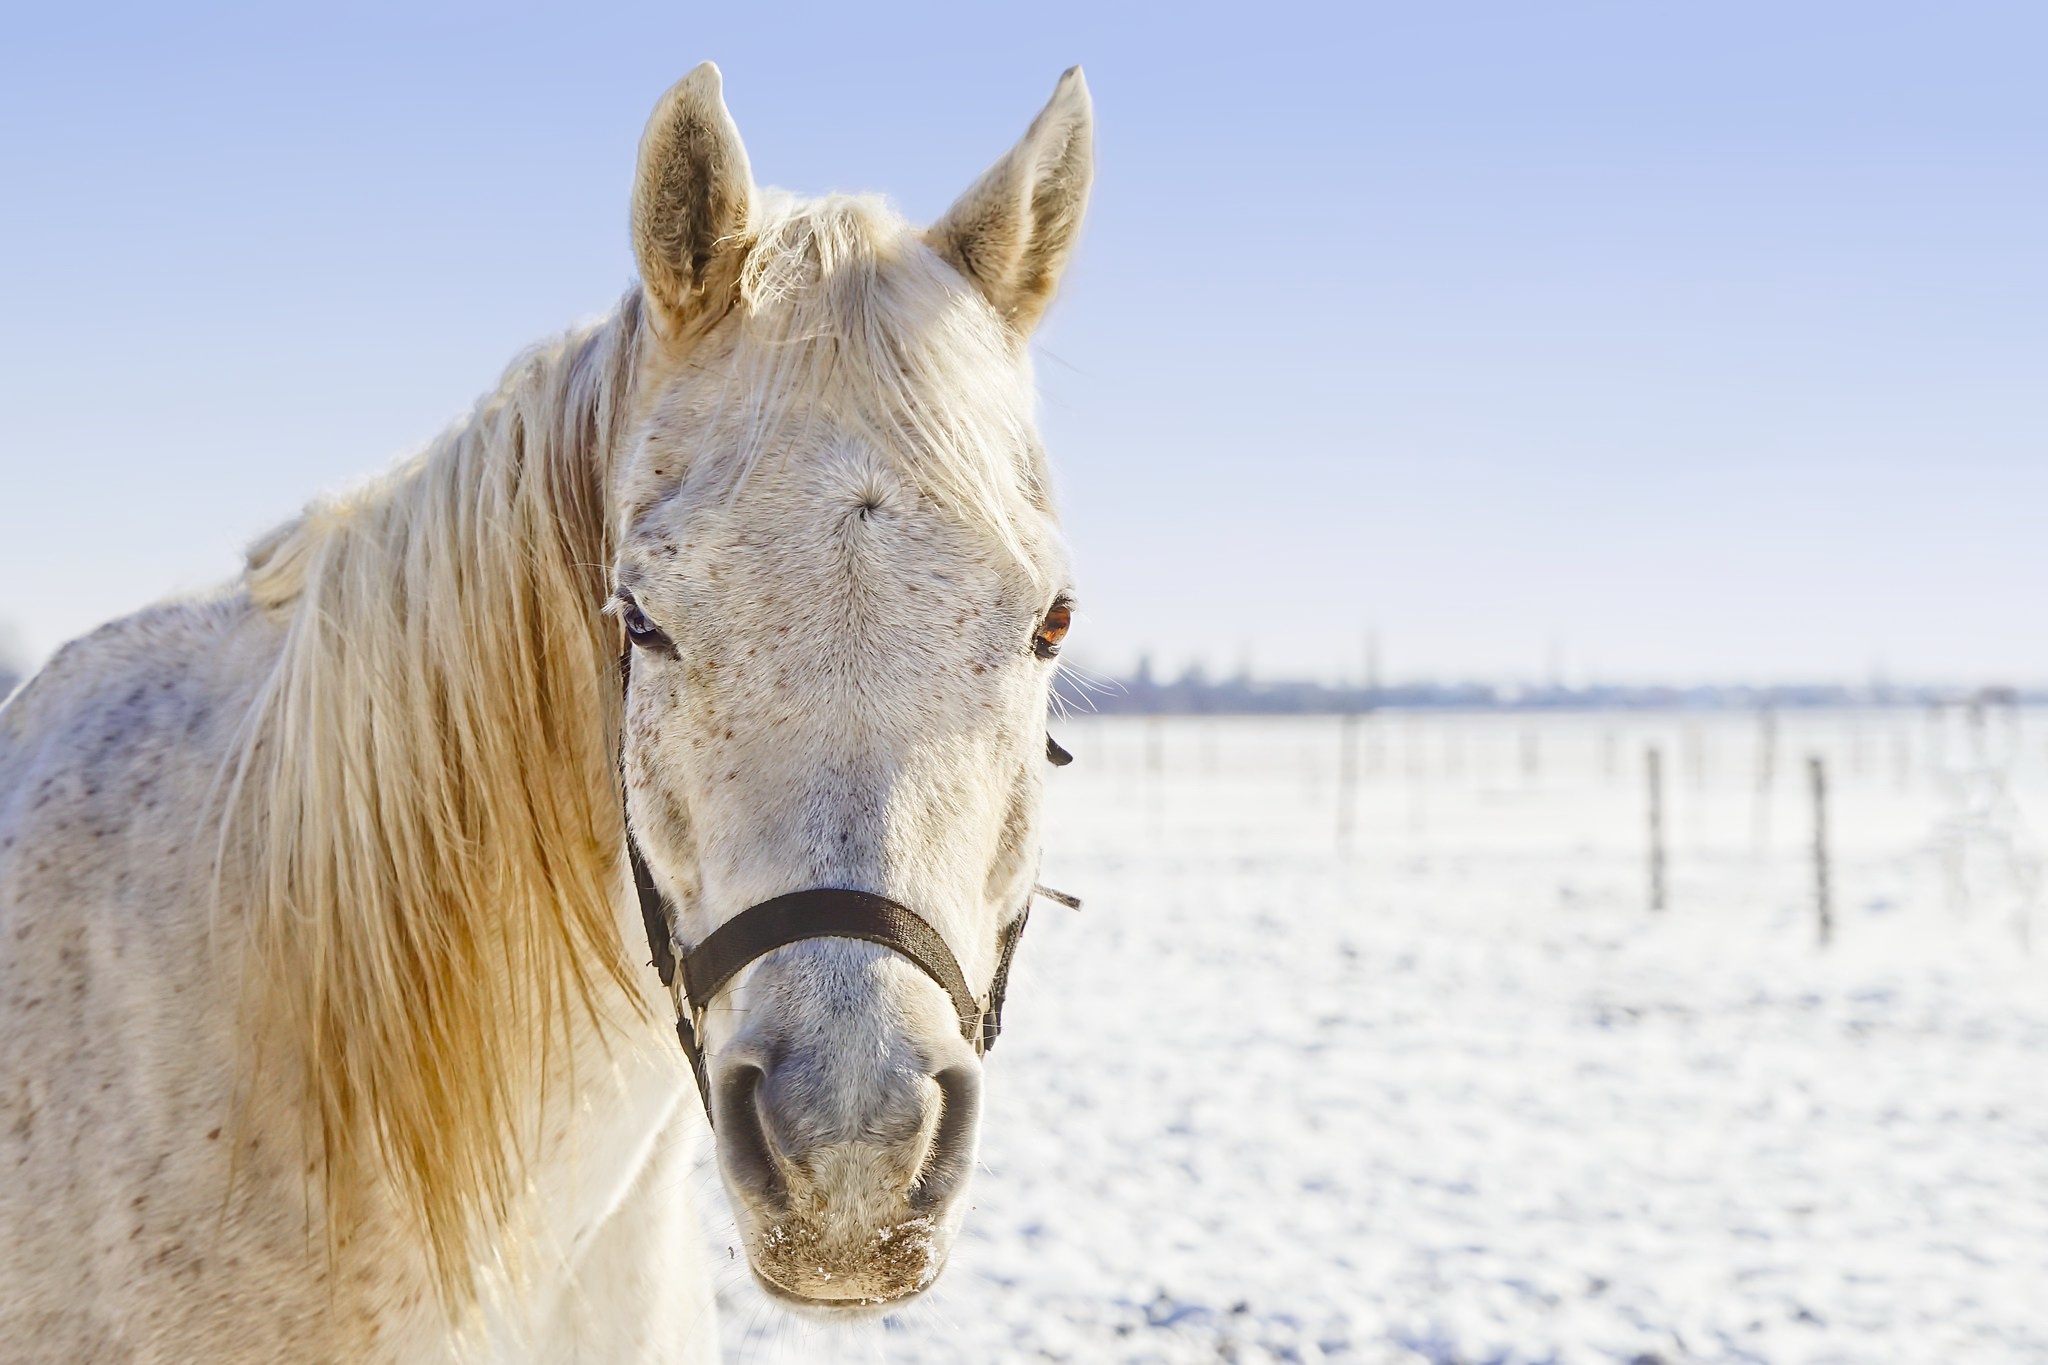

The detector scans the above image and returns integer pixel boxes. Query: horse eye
[618,594,673,651]
[1033,599,1072,660]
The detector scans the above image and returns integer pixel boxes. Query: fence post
[1647,745,1667,912]
[1809,755,1833,947]
[1752,706,1777,854]
[1336,712,1361,851]
[1144,716,1165,833]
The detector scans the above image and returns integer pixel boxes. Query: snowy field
[706,708,2048,1364]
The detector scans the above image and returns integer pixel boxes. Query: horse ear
[632,62,755,344]
[927,67,1094,336]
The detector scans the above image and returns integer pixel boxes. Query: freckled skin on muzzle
[709,948,984,1307]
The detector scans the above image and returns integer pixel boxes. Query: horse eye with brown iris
[616,590,674,653]
[1033,598,1073,659]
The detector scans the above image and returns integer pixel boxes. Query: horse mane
[225,291,649,1299]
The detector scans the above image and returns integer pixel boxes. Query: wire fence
[1046,706,2048,946]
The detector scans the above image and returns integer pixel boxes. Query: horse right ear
[927,67,1093,337]
[632,62,755,344]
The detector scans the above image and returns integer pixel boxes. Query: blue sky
[2,2,2042,683]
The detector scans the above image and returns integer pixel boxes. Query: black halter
[627,725,1077,1122]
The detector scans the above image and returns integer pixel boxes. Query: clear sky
[2,2,2042,684]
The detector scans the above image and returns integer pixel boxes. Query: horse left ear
[633,62,756,345]
[928,67,1094,336]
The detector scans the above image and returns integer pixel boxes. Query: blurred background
[3,3,2044,1361]
[4,0,2044,688]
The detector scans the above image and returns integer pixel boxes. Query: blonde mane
[225,293,649,1296]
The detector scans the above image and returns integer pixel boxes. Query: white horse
[0,62,1091,1361]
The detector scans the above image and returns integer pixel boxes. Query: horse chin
[736,1211,953,1313]
[748,1266,943,1320]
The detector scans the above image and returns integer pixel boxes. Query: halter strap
[630,848,1037,1123]
[622,643,1073,1123]
[683,888,985,1047]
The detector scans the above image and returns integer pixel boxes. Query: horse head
[613,63,1091,1309]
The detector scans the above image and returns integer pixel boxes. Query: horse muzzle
[717,1049,980,1305]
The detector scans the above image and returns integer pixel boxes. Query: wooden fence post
[1752,706,1776,854]
[1647,745,1667,912]
[1810,754,1833,947]
[1336,712,1361,851]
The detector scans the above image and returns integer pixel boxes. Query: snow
[709,709,2048,1363]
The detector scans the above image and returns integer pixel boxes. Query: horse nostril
[909,1064,982,1213]
[712,1062,788,1213]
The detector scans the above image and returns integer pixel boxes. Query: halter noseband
[627,730,1075,1123]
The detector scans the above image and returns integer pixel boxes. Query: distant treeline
[1062,663,2042,716]
[3,655,2033,718]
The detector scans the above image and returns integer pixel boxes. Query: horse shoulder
[0,593,714,1360]
[0,594,351,1358]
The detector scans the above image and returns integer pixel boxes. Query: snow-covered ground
[710,709,2048,1363]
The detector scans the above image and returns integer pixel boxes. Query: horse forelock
[635,192,1056,571]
